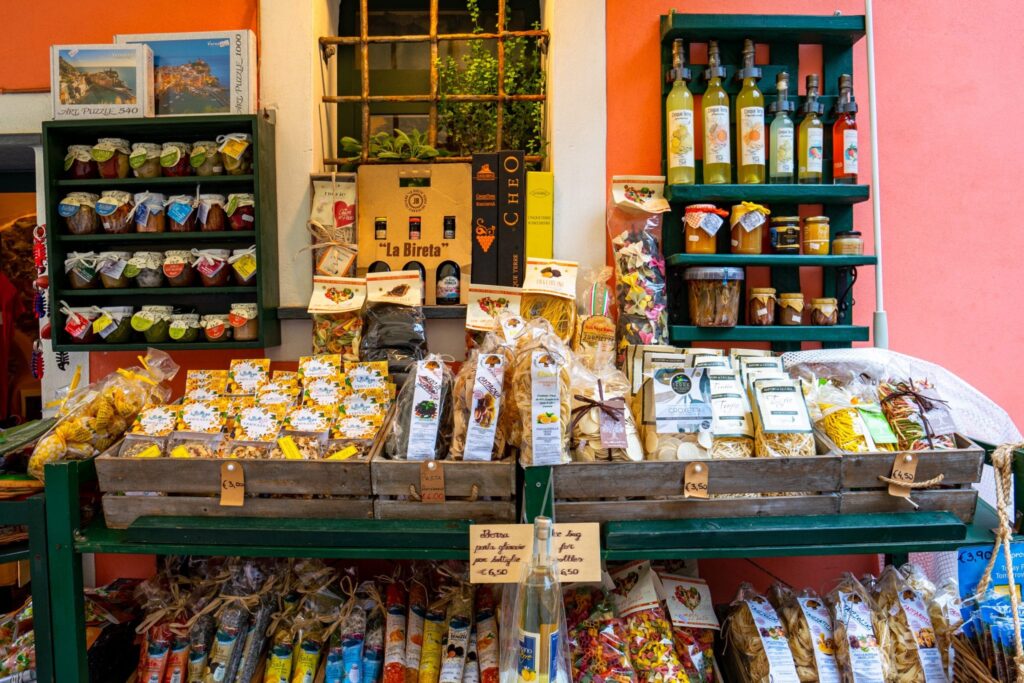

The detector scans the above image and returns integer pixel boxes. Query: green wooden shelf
[57,229,255,243]
[55,174,253,189]
[278,304,468,320]
[670,324,869,343]
[59,286,256,298]
[0,419,55,458]
[666,184,869,205]
[0,541,31,564]
[667,254,876,267]
[58,340,267,352]
[661,13,866,45]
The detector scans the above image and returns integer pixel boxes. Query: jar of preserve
[684,266,744,327]
[133,192,167,233]
[226,194,256,230]
[64,252,99,290]
[833,231,864,255]
[166,195,198,232]
[201,314,231,342]
[129,143,162,179]
[218,133,252,175]
[229,247,257,286]
[163,250,196,287]
[160,142,192,177]
[168,313,201,343]
[192,248,231,287]
[778,292,805,326]
[64,145,97,179]
[190,140,223,176]
[59,192,100,235]
[684,204,728,254]
[769,216,801,254]
[92,138,130,179]
[229,303,259,341]
[61,304,100,344]
[96,251,132,289]
[94,306,134,344]
[748,287,776,326]
[730,202,770,255]
[96,191,135,234]
[802,216,830,255]
[125,252,165,288]
[131,306,173,343]
[198,194,227,232]
[811,297,839,326]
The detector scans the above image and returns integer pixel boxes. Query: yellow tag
[220,138,249,160]
[221,461,245,506]
[92,313,114,334]
[889,452,918,500]
[232,253,257,279]
[170,446,192,459]
[327,445,359,461]
[683,461,709,499]
[552,523,602,582]
[134,445,162,458]
[420,461,445,503]
[277,436,302,460]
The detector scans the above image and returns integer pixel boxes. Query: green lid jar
[132,306,173,343]
[169,313,201,342]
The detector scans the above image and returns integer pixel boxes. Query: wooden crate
[840,489,979,523]
[835,433,985,489]
[372,458,516,522]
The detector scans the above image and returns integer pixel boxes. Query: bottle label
[437,274,461,301]
[843,129,858,175]
[703,105,731,165]
[796,597,841,682]
[530,350,564,465]
[407,359,444,461]
[463,354,506,461]
[740,106,765,166]
[806,127,823,174]
[518,631,539,683]
[667,108,695,170]
[775,126,794,174]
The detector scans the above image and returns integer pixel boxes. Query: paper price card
[552,523,601,582]
[220,462,245,506]
[420,461,445,503]
[470,523,601,584]
[888,452,918,500]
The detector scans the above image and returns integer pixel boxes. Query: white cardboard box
[50,44,154,120]
[115,30,257,116]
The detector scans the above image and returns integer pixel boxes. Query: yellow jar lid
[805,215,829,223]
[750,287,776,295]
[771,216,800,223]
[812,297,837,305]
[778,292,803,299]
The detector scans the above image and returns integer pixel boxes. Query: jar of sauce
[229,303,259,341]
[126,252,165,288]
[811,297,839,326]
[96,251,132,289]
[129,143,162,179]
[96,306,134,344]
[770,216,801,254]
[730,202,770,255]
[218,134,253,175]
[201,314,231,342]
[832,231,864,255]
[166,195,197,232]
[62,306,100,345]
[190,140,223,176]
[229,247,257,286]
[160,142,193,177]
[226,194,256,230]
[131,306,173,343]
[169,313,201,343]
[748,287,776,326]
[92,138,130,179]
[65,252,99,290]
[802,215,830,255]
[133,192,167,233]
[198,194,228,232]
[163,250,196,287]
[96,191,135,234]
[65,145,97,179]
[778,292,805,325]
[193,248,231,287]
[59,192,100,235]
[684,204,727,254]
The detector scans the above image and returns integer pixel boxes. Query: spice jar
[778,292,805,326]
[198,194,227,232]
[811,297,839,326]
[163,250,196,287]
[64,145,97,179]
[229,247,257,286]
[730,202,770,255]
[218,133,253,175]
[129,143,162,179]
[748,287,777,326]
[96,251,132,289]
[226,194,256,231]
[769,216,801,254]
[125,252,165,288]
[133,192,167,233]
[684,266,744,327]
[131,306,173,343]
[94,306,134,344]
[96,191,135,234]
[160,142,193,177]
[229,303,259,341]
[64,252,99,290]
[193,248,231,287]
[190,140,223,176]
[61,304,99,344]
[833,230,864,255]
[92,138,130,179]
[166,195,198,232]
[59,192,100,235]
[201,314,231,342]
[684,204,728,254]
[168,313,201,343]
[803,215,830,255]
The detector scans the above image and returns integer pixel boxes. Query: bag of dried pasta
[308,276,366,361]
[465,284,522,351]
[659,573,719,683]
[749,377,816,458]
[638,366,713,461]
[512,318,573,466]
[386,354,454,460]
[767,584,841,682]
[450,339,510,462]
[361,271,428,377]
[570,349,643,462]
[925,578,961,681]
[521,258,579,344]
[563,584,637,683]
[707,369,754,459]
[873,566,948,682]
[723,583,801,683]
[805,379,897,453]
[878,378,957,451]
[826,573,890,683]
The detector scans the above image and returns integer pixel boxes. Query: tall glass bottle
[665,39,695,185]
[768,71,795,184]
[701,40,731,184]
[798,74,824,184]
[517,517,559,683]
[735,38,764,184]
[832,73,859,184]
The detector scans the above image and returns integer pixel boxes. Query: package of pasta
[465,284,522,351]
[660,573,719,683]
[386,355,454,460]
[707,369,754,459]
[511,318,573,466]
[360,271,429,377]
[750,377,816,458]
[308,276,366,361]
[804,379,897,453]
[638,365,713,461]
[609,561,687,682]
[924,578,960,680]
[404,580,428,683]
[363,601,386,683]
[767,584,840,683]
[878,378,957,451]
[570,349,643,462]
[450,342,509,462]
[826,573,889,682]
[521,257,579,344]
[574,266,618,368]
[723,583,800,683]
[474,586,500,683]
[563,584,636,683]
[872,567,948,682]
[438,585,475,683]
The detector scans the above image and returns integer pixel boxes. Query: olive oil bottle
[769,72,795,184]
[832,73,859,184]
[798,74,824,184]
[701,41,731,184]
[735,39,764,184]
[665,38,695,185]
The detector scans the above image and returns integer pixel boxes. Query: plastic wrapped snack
[638,366,712,461]
[660,573,719,683]
[573,266,618,368]
[768,584,840,682]
[724,583,800,683]
[609,561,687,682]
[361,271,428,377]
[521,258,579,344]
[826,573,890,683]
[511,318,573,466]
[464,284,522,351]
[386,355,454,460]
[872,567,947,682]
[750,377,815,458]
[570,349,643,462]
[563,584,636,683]
[925,579,960,680]
[878,379,957,451]
[308,276,366,361]
[450,343,509,462]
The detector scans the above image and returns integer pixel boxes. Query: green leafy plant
[339,128,441,163]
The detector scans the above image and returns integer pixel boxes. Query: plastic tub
[684,266,744,327]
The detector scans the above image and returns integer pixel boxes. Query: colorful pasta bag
[878,378,957,451]
[767,584,840,683]
[308,276,366,361]
[609,561,688,682]
[418,598,448,683]
[659,573,718,683]
[563,584,636,683]
[723,583,800,683]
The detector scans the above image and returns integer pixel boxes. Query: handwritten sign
[420,461,446,503]
[220,461,245,506]
[888,452,918,500]
[683,461,709,499]
[552,523,601,582]
[470,523,601,584]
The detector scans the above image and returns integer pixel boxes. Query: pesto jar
[169,313,201,343]
[131,306,174,343]
[190,140,223,176]
[129,143,162,179]
[95,306,134,344]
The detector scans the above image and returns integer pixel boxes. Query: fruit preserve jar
[169,313,202,343]
[64,252,99,290]
[201,314,231,342]
[229,303,259,341]
[126,252,165,288]
[59,192,100,235]
[730,202,770,255]
[193,248,231,287]
[62,306,100,345]
[64,145,97,179]
[166,195,197,232]
[803,216,830,255]
[229,247,257,286]
[163,250,196,287]
[684,204,728,254]
[96,251,132,289]
[133,192,167,233]
[96,191,135,234]
[218,133,252,175]
[129,143,162,179]
[92,138,130,179]
[160,142,192,177]
[226,194,256,230]
[198,194,228,232]
[190,141,223,176]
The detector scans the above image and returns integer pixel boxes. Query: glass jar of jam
[229,303,259,341]
[169,313,202,343]
[96,191,135,234]
[218,133,252,176]
[64,145,97,179]
[166,195,198,232]
[163,250,196,287]
[95,306,134,344]
[129,143,162,179]
[229,247,257,286]
[201,314,231,342]
[833,231,864,255]
[96,251,132,289]
[126,252,165,288]
[92,138,130,179]
[193,248,231,287]
[226,194,256,231]
[803,216,830,255]
[748,287,776,326]
[131,306,173,343]
[684,204,727,254]
[198,194,228,232]
[62,306,100,345]
[190,140,223,176]
[160,142,193,177]
[59,192,100,235]
[65,252,99,289]
[778,292,805,326]
[730,202,770,255]
[811,297,839,326]
[133,192,167,233]
[770,216,801,254]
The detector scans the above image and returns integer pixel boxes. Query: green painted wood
[0,542,30,563]
[667,254,876,267]
[59,286,256,298]
[0,500,30,526]
[27,495,53,683]
[661,13,866,46]
[523,466,554,522]
[58,230,256,243]
[52,340,267,352]
[56,174,254,188]
[667,184,869,205]
[670,324,869,343]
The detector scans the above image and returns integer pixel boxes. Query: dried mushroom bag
[450,339,509,462]
[826,573,890,683]
[639,366,713,461]
[872,567,948,682]
[569,349,643,462]
[768,584,841,683]
[750,377,816,458]
[511,318,573,466]
[724,583,801,683]
[386,355,454,460]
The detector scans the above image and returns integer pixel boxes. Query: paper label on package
[835,592,885,682]
[338,390,386,418]
[498,315,527,343]
[133,406,177,436]
[299,354,342,382]
[690,354,730,370]
[228,359,270,395]
[331,415,381,441]
[314,245,356,277]
[406,360,445,461]
[167,201,194,224]
[92,313,115,337]
[739,356,784,386]
[896,589,947,682]
[304,376,346,407]
[610,561,661,618]
[366,271,422,307]
[462,354,505,461]
[661,575,719,630]
[345,361,388,391]
[796,597,841,682]
[740,210,766,232]
[285,406,331,433]
[178,402,224,434]
[709,372,753,438]
[775,127,795,173]
[99,257,127,280]
[235,406,282,441]
[859,408,898,446]
[530,350,564,466]
[521,258,578,300]
[465,285,522,332]
[610,176,670,214]
[843,129,859,174]
[743,598,800,682]
[698,212,724,236]
[752,379,812,434]
[652,368,712,435]
[308,277,366,314]
[232,253,257,280]
[667,108,695,169]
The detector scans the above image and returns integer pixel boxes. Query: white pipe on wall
[864,0,889,348]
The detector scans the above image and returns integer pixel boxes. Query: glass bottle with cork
[665,38,695,185]
[832,74,859,184]
[735,38,765,184]
[701,41,731,184]
[516,516,561,683]
[769,71,796,184]
[798,74,824,184]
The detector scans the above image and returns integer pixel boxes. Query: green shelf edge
[660,13,866,46]
[670,324,869,343]
[0,500,31,526]
[51,340,268,352]
[667,254,877,267]
[55,174,254,188]
[58,286,256,298]
[278,304,468,320]
[57,230,256,243]
[667,183,869,205]
[0,542,31,564]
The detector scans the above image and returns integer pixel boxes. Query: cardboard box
[116,30,257,115]
[526,171,553,259]
[356,164,472,305]
[497,150,525,286]
[471,154,499,285]
[50,44,154,119]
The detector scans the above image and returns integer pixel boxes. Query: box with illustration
[50,44,154,119]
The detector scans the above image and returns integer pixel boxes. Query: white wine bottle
[516,517,559,683]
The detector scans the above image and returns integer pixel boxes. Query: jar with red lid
[160,142,192,177]
[229,247,257,286]
[96,191,135,234]
[190,141,223,176]
[59,192,100,235]
[226,194,256,231]
[218,134,253,176]
[92,138,130,179]
[133,192,167,233]
[198,194,227,232]
[201,314,231,342]
[61,304,100,344]
[166,195,198,232]
[64,145,97,179]
[163,250,196,287]
[64,252,99,290]
[129,143,162,179]
[192,249,231,287]
[229,303,259,340]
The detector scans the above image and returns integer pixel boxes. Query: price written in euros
[890,469,916,483]
[222,480,244,490]
[684,481,709,493]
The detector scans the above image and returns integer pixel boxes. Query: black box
[497,150,525,287]
[471,153,499,285]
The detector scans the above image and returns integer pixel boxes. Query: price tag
[232,253,257,280]
[420,461,445,503]
[470,524,602,584]
[221,462,245,506]
[552,523,601,582]
[683,461,709,499]
[888,452,918,500]
[277,436,302,460]
[92,313,115,336]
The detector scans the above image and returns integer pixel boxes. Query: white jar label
[704,106,731,165]
[739,106,765,166]
[667,109,695,170]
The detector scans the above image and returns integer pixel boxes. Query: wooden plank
[837,435,984,488]
[102,494,374,529]
[374,499,515,522]
[554,494,839,523]
[372,459,515,498]
[840,489,978,524]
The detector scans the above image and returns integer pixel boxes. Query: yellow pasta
[725,584,800,683]
[521,292,577,344]
[769,584,836,682]
[511,319,572,466]
[827,574,892,682]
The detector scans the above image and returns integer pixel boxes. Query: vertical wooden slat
[428,0,439,146]
[360,0,371,162]
[496,0,507,150]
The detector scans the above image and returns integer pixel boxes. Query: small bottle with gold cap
[798,74,824,184]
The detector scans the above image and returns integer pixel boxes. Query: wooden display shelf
[55,174,254,188]
[660,12,866,46]
[59,286,255,298]
[669,324,870,343]
[666,253,876,267]
[57,230,256,243]
[666,183,869,205]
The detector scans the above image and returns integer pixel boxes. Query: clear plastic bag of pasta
[924,578,960,680]
[750,377,816,458]
[562,585,636,683]
[386,354,454,461]
[512,319,573,466]
[450,337,510,462]
[873,567,949,682]
[768,584,841,682]
[878,378,957,451]
[707,369,754,459]
[569,348,643,462]
[724,583,801,683]
[826,573,890,683]
[803,377,897,453]
[521,258,579,345]
[360,301,428,377]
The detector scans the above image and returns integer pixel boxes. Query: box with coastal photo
[50,44,154,119]
[116,30,257,116]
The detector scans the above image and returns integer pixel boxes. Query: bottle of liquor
[832,74,858,184]
[403,261,426,304]
[798,74,824,184]
[409,216,422,241]
[735,38,765,184]
[375,216,387,241]
[443,215,456,240]
[368,261,391,273]
[665,38,695,185]
[435,261,460,304]
[516,517,560,683]
[769,71,796,184]
[702,41,731,184]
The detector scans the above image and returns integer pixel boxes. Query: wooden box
[371,458,516,522]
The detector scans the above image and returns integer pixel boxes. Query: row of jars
[748,289,839,327]
[64,248,256,290]
[683,203,865,256]
[60,303,260,345]
[684,267,838,327]
[65,135,253,180]
[60,191,255,235]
